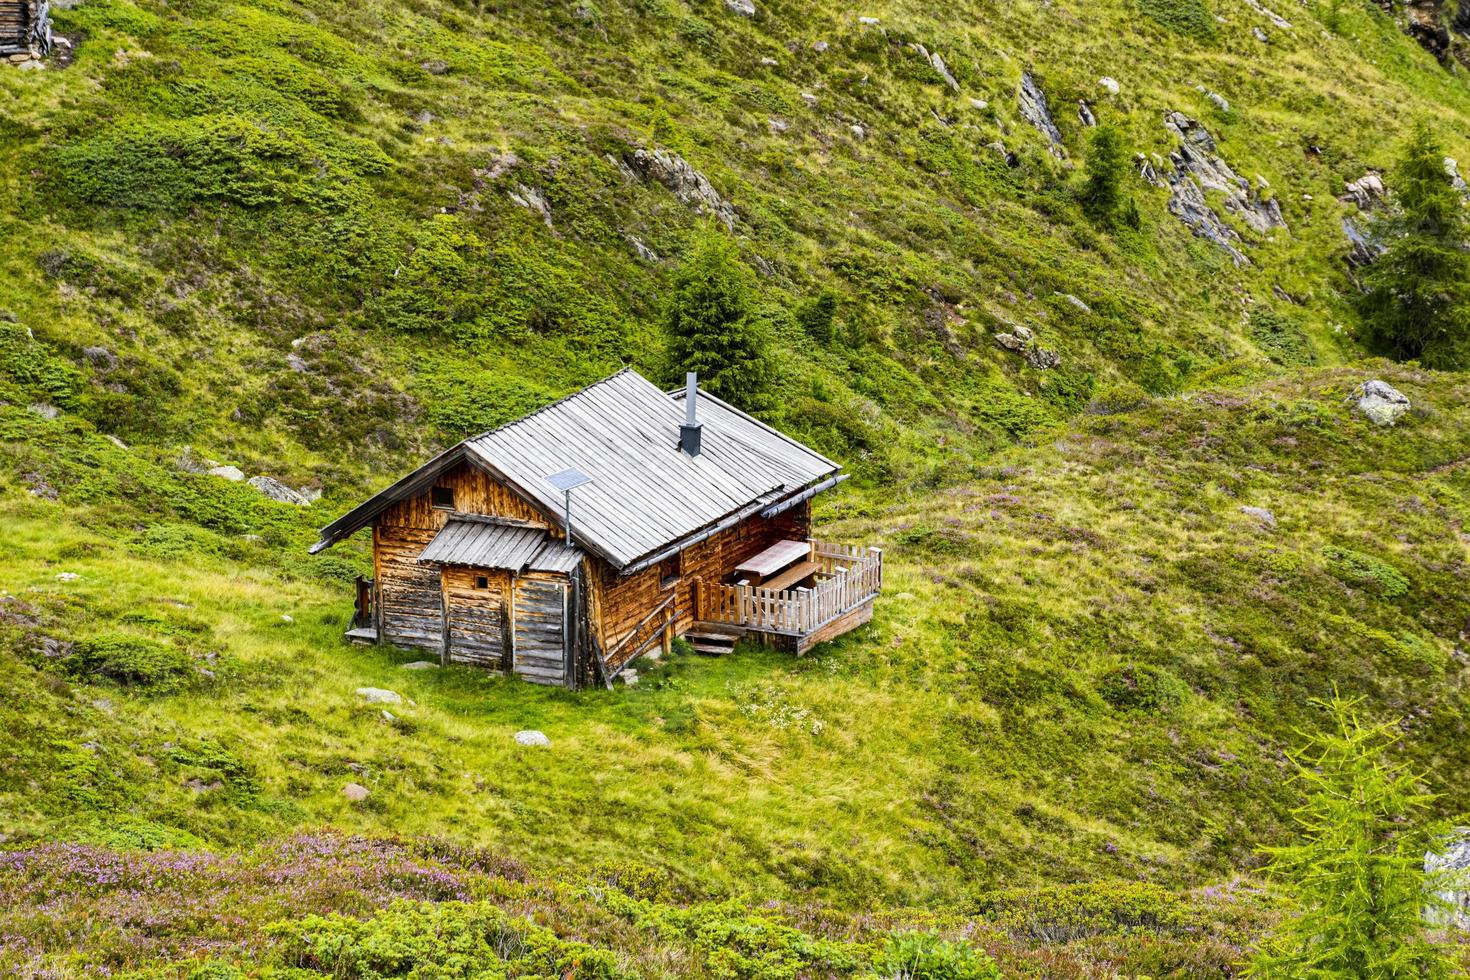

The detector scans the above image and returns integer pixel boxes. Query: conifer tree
[1359,121,1470,369]
[1247,695,1454,979]
[1080,124,1138,228]
[664,226,773,409]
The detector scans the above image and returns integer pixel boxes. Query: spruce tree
[1359,121,1470,369]
[1247,695,1454,979]
[664,227,773,410]
[1080,124,1137,228]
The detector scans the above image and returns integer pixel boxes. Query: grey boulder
[249,475,310,506]
[514,729,552,747]
[1353,380,1411,427]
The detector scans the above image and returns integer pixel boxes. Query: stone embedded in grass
[514,730,551,747]
[724,0,754,15]
[1353,380,1411,426]
[1099,76,1120,95]
[401,661,439,670]
[356,687,402,704]
[248,475,309,506]
[342,782,370,801]
[1240,506,1277,529]
[207,465,245,481]
[55,572,79,582]
[621,669,639,686]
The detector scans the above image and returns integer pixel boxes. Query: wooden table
[734,539,811,586]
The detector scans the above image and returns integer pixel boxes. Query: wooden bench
[759,559,820,593]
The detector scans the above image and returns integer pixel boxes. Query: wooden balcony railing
[700,541,882,636]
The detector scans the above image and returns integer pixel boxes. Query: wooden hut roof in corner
[311,369,841,572]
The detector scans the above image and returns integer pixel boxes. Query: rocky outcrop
[248,475,311,506]
[1352,380,1411,426]
[1427,829,1470,929]
[624,147,737,229]
[1018,71,1065,157]
[909,42,959,90]
[1243,0,1291,29]
[993,324,1060,370]
[1161,112,1285,264]
[1339,172,1387,267]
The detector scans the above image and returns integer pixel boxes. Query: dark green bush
[1136,0,1217,39]
[1321,546,1409,598]
[1097,662,1185,712]
[875,932,1001,980]
[269,900,628,978]
[68,632,195,690]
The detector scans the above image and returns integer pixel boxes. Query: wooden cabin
[312,369,882,688]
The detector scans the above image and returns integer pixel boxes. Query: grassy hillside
[2,0,1470,489]
[4,0,1470,973]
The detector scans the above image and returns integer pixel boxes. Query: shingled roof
[311,369,840,571]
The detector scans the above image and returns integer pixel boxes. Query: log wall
[593,502,810,664]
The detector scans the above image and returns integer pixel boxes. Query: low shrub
[269,899,629,978]
[66,632,195,691]
[875,932,1001,979]
[1321,546,1409,598]
[1096,662,1185,712]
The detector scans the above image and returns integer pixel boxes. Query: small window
[475,575,489,590]
[659,553,682,590]
[431,486,455,510]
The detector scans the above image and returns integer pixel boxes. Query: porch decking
[696,540,882,654]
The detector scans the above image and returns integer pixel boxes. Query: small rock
[858,15,880,24]
[759,56,779,66]
[514,729,551,747]
[1026,347,1061,370]
[1353,380,1411,427]
[356,687,403,705]
[800,91,818,106]
[402,660,440,670]
[207,465,245,482]
[104,434,128,451]
[1341,172,1386,211]
[1207,91,1230,112]
[1240,506,1277,529]
[248,475,310,506]
[55,572,79,582]
[381,710,396,723]
[342,782,371,802]
[621,668,639,686]
[1077,100,1096,127]
[1098,76,1120,95]
[1060,293,1092,313]
[281,614,293,623]
[421,59,449,75]
[724,0,755,15]
[29,403,59,419]
[968,97,988,110]
[1253,26,1270,42]
[850,124,866,140]
[508,184,553,229]
[811,40,828,52]
[82,346,117,369]
[767,118,789,133]
[894,592,917,600]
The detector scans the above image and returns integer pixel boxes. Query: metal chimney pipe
[680,372,703,456]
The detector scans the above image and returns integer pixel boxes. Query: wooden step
[684,622,742,656]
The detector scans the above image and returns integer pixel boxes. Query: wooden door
[513,574,568,686]
[442,568,510,669]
